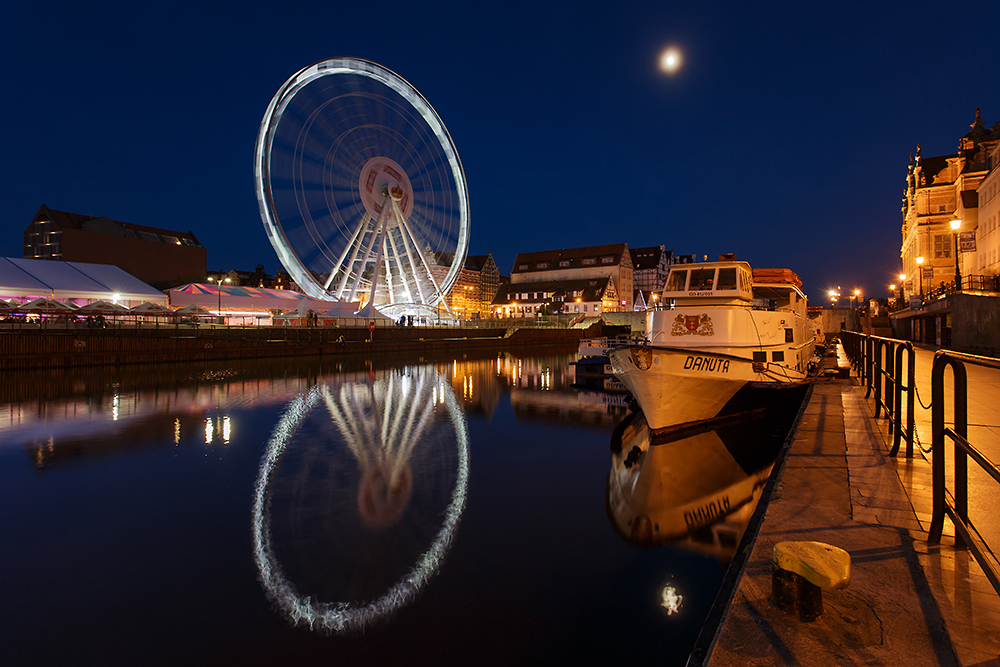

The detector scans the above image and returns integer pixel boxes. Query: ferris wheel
[254,58,470,317]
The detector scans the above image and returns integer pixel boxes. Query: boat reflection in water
[252,364,469,634]
[607,406,798,562]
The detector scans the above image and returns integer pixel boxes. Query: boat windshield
[716,268,737,291]
[689,267,716,291]
[665,269,688,291]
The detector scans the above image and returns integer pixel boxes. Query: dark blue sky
[4,1,999,301]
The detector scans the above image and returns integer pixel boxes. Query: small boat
[607,260,818,434]
[571,333,631,393]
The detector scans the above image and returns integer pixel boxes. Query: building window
[582,258,595,266]
[518,264,528,270]
[559,260,569,267]
[536,262,548,269]
[934,234,951,259]
[602,256,615,264]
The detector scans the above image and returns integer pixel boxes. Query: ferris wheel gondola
[254,58,470,317]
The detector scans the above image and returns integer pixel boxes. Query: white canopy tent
[0,257,168,306]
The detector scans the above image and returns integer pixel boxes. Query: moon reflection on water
[251,365,469,634]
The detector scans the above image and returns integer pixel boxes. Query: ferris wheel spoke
[324,211,369,291]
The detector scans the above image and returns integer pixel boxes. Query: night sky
[4,1,1000,302]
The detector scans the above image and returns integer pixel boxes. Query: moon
[659,48,682,73]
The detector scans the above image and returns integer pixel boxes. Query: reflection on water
[2,348,622,469]
[0,345,785,665]
[252,365,469,633]
[607,410,795,561]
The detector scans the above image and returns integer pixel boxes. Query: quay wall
[0,326,586,371]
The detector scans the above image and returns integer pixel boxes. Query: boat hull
[607,344,808,433]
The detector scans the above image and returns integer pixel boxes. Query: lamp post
[916,257,925,299]
[209,276,231,325]
[950,219,962,290]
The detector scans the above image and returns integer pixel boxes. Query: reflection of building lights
[660,584,683,615]
[174,418,181,444]
[205,418,214,444]
[223,416,232,444]
[112,393,120,421]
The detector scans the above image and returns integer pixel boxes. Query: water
[0,347,797,666]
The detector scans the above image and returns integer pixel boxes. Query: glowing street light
[208,275,232,324]
[950,219,962,289]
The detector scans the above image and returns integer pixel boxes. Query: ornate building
[900,109,1000,297]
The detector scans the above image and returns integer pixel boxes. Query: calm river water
[0,345,797,666]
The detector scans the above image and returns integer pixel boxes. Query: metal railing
[840,330,916,457]
[928,350,1000,596]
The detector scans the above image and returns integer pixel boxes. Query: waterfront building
[492,275,618,318]
[630,245,672,293]
[503,243,633,315]
[23,205,207,286]
[442,253,500,319]
[899,109,1000,297]
[893,109,1000,351]
[976,141,1000,278]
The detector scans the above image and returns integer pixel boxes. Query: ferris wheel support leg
[347,197,390,305]
[334,215,372,299]
[397,220,428,304]
[387,232,414,304]
[358,197,393,316]
[382,239,395,305]
[326,212,370,294]
[394,200,454,315]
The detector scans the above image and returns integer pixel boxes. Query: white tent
[0,257,167,305]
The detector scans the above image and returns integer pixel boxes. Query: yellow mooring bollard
[772,541,851,621]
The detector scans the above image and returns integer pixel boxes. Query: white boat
[607,260,818,434]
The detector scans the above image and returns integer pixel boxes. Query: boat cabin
[660,261,754,306]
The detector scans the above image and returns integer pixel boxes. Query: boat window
[665,270,688,291]
[716,268,737,290]
[689,267,716,291]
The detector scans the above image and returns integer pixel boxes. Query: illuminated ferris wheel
[254,57,470,317]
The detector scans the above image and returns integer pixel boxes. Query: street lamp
[950,219,962,289]
[208,276,231,324]
[915,257,924,298]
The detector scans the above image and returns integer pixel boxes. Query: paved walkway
[705,342,1000,666]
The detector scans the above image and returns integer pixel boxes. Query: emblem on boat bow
[670,314,714,336]
[630,347,653,370]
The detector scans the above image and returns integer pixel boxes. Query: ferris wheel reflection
[252,364,469,634]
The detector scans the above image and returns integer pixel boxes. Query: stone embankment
[0,325,585,371]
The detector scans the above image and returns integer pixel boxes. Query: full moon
[659,48,682,73]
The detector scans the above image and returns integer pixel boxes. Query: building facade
[23,205,206,286]
[975,141,1000,278]
[508,243,633,310]
[629,245,672,293]
[900,110,1000,297]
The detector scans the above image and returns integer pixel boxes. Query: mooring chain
[913,383,932,410]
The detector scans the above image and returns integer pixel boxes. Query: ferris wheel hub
[359,156,414,220]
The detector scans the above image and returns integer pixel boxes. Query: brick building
[23,205,206,286]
